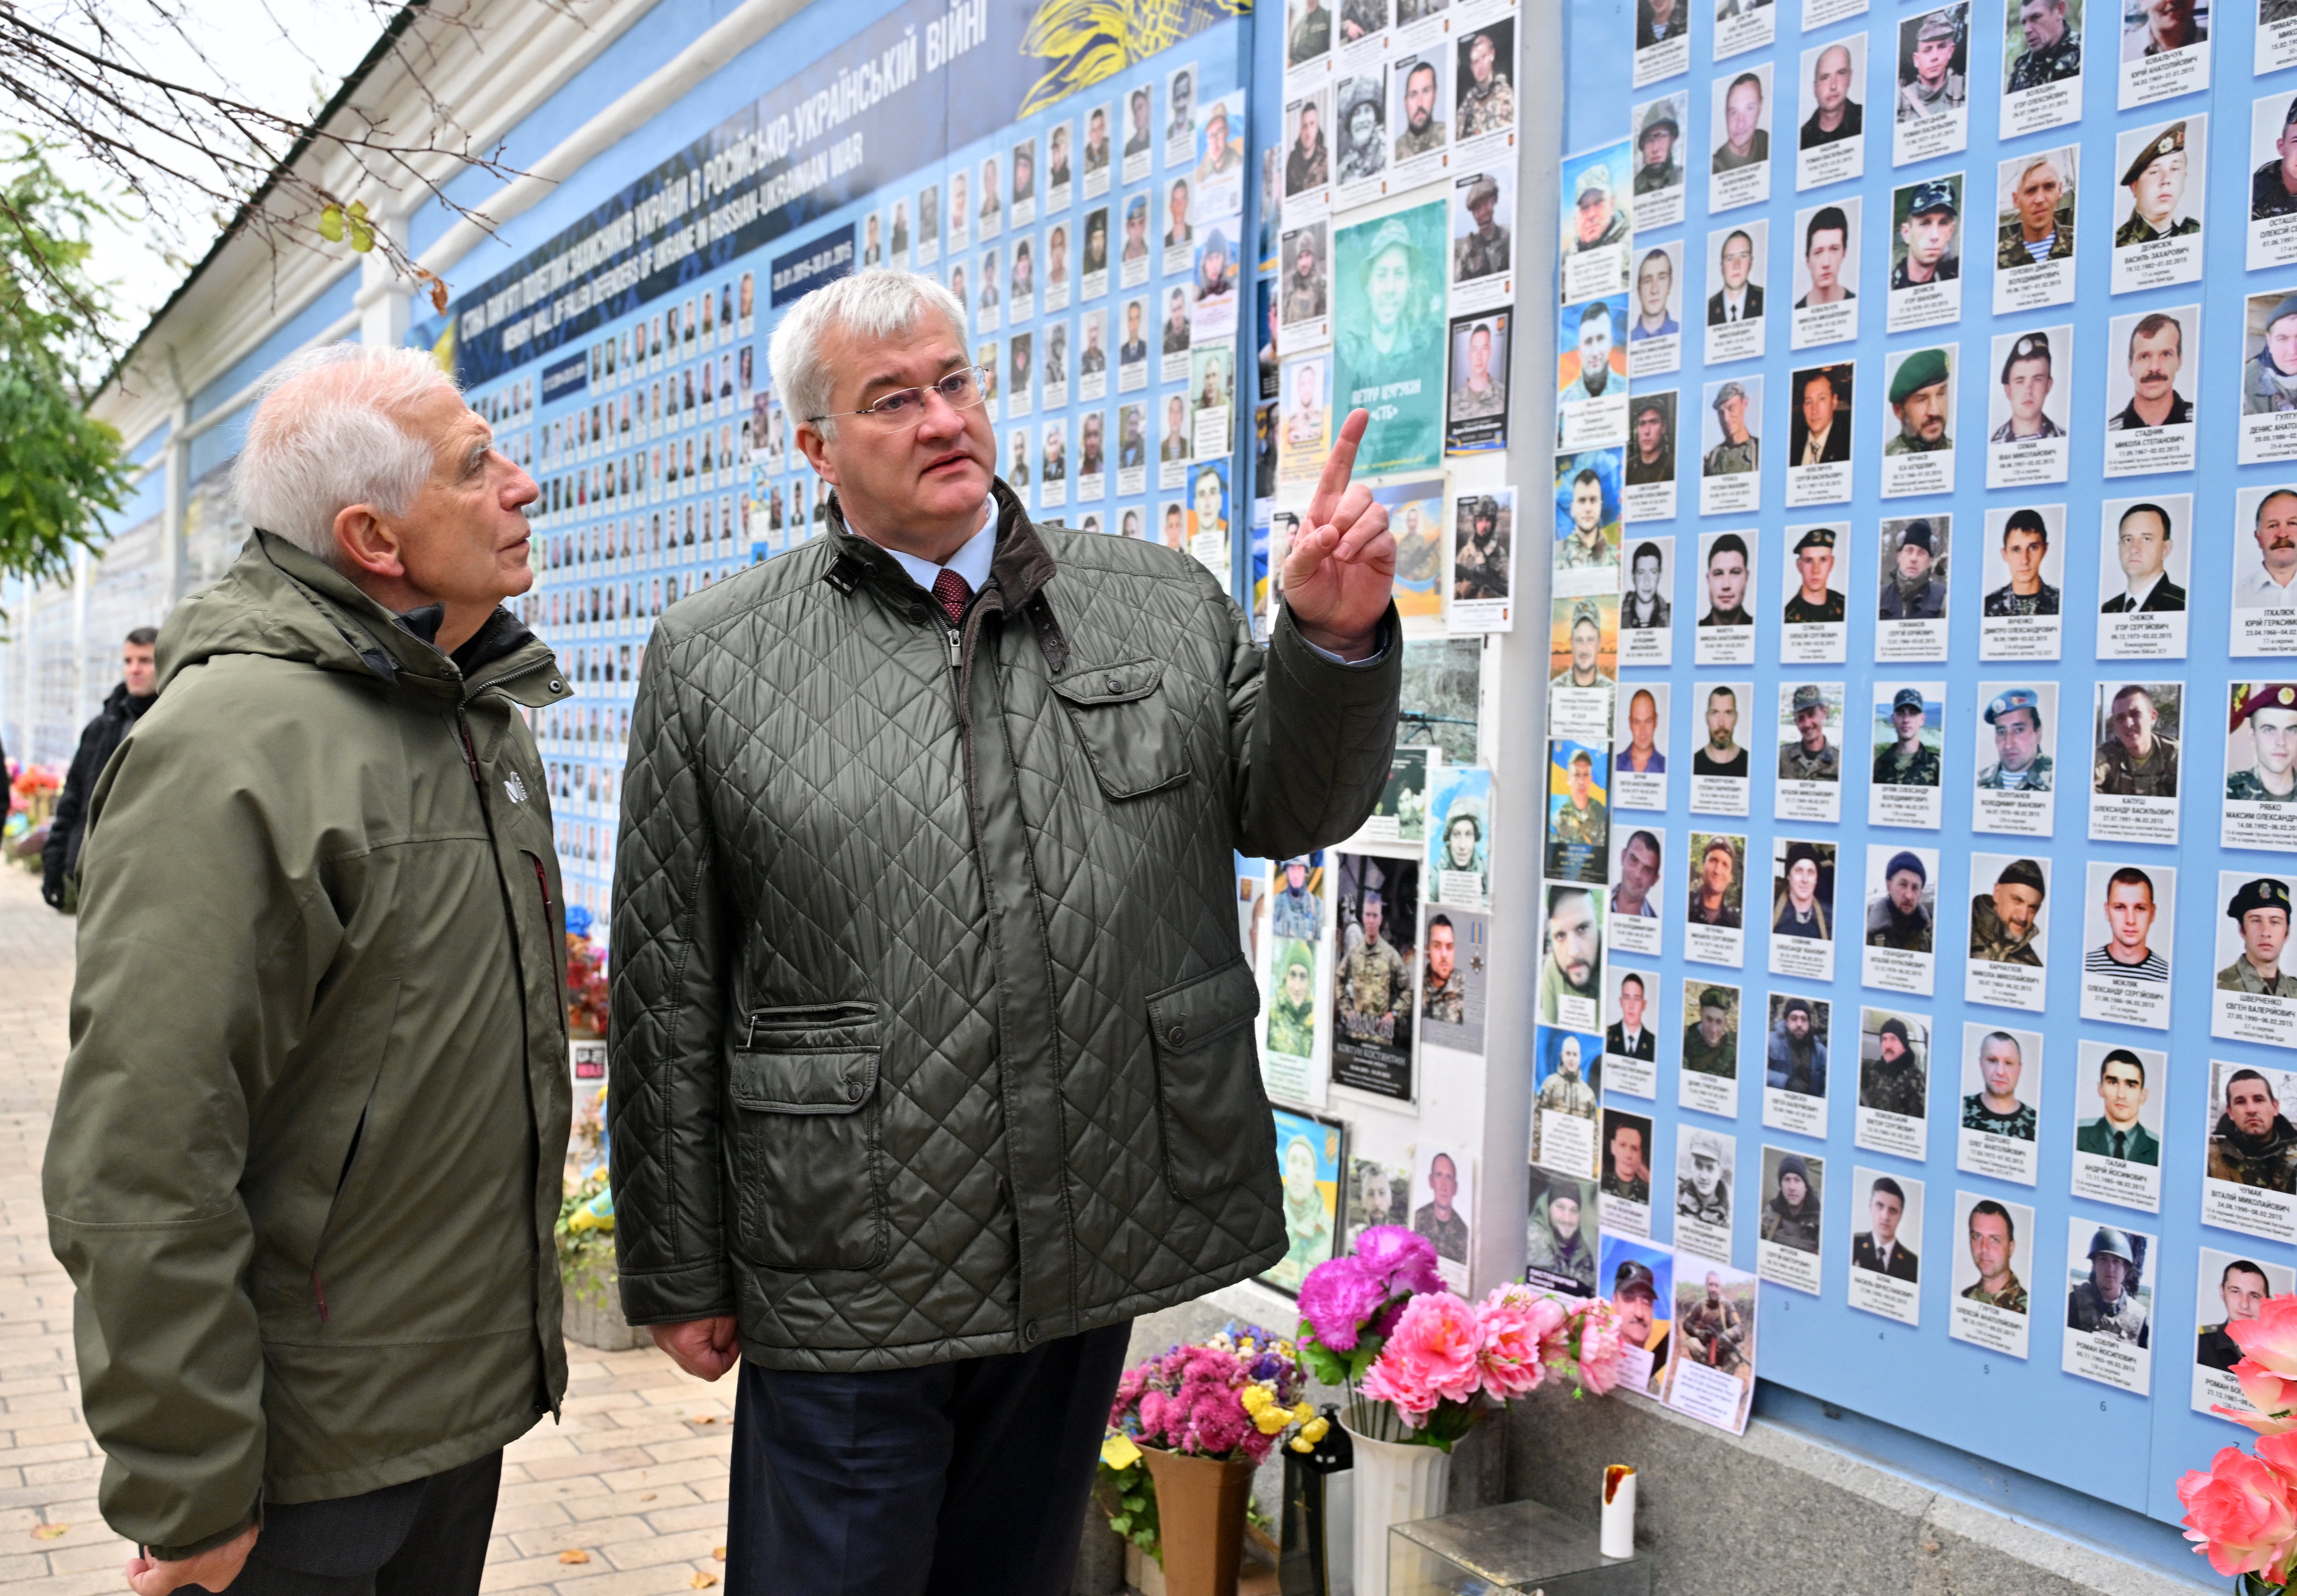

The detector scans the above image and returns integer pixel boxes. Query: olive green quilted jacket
[608,485,1400,1369]
[45,532,574,1558]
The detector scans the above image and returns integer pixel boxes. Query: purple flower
[1354,1226,1444,1296]
[1299,1256,1388,1351]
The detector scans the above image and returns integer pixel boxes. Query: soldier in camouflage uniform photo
[1779,683,1842,782]
[2005,0,2080,90]
[1684,986,1739,1076]
[2227,684,2297,803]
[2092,682,2179,797]
[1861,1014,1928,1119]
[1960,1201,2029,1313]
[2066,1227,2150,1345]
[2208,1068,2297,1192]
[1873,686,1942,786]
[1976,688,2053,789]
[2218,878,2296,997]
[1456,29,1516,139]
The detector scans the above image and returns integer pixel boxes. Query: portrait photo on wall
[1602,1107,1657,1237]
[1662,1261,1758,1434]
[1260,1108,1346,1295]
[1333,199,1448,476]
[1525,1169,1599,1299]
[2194,1249,2296,1424]
[1554,449,1624,592]
[1948,1191,2036,1359]
[1709,63,1774,213]
[1330,851,1422,1100]
[2111,115,2204,294]
[1894,4,1971,166]
[1558,296,1629,452]
[1866,683,1944,830]
[2240,292,2297,466]
[1451,167,1515,314]
[1698,379,1761,517]
[2002,0,2084,136]
[1539,884,1606,1032]
[1993,147,2078,313]
[1602,1233,1673,1398]
[1848,1166,1922,1327]
[1760,994,1830,1142]
[2062,1217,2153,1396]
[2224,678,2297,850]
[1957,1023,2041,1186]
[1623,392,1679,525]
[1632,94,1689,233]
[1533,1025,1603,1182]
[1863,843,1939,996]
[1558,145,1630,306]
[1879,349,1957,502]
[1673,1120,1735,1264]
[2251,90,2297,270]
[1412,1143,1474,1289]
[1888,176,1964,333]
[1629,241,1684,377]
[1785,365,1854,507]
[1704,220,1767,366]
[1345,1153,1414,1254]
[1420,905,1488,1055]
[1795,35,1866,193]
[1454,20,1517,147]
[1790,200,1859,351]
[2200,1059,2297,1244]
[1446,311,1511,453]
[1756,1144,1823,1298]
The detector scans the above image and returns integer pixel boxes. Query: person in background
[45,342,568,1596]
[41,627,160,911]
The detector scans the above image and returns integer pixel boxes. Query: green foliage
[555,1168,618,1307]
[1094,1456,1162,1566]
[0,137,129,603]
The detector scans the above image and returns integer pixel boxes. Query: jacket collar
[822,479,1058,617]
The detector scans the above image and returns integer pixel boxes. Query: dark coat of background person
[42,531,574,1561]
[609,484,1402,1370]
[41,681,155,907]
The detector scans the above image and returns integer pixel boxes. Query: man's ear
[333,505,407,579]
[795,424,841,487]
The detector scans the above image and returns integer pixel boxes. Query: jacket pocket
[1051,660,1192,800]
[1147,959,1270,1202]
[727,1002,886,1269]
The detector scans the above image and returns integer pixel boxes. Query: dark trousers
[728,1320,1134,1596]
[207,1449,501,1596]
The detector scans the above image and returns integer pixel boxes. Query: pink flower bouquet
[2180,1297,2297,1589]
[1296,1227,1622,1450]
[1106,1324,1319,1466]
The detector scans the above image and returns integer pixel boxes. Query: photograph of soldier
[1412,1149,1470,1265]
[1608,1250,1672,1395]
[1677,1128,1734,1228]
[1454,493,1511,602]
[1868,849,1936,951]
[2100,501,2186,615]
[1698,533,1754,631]
[1622,548,1671,640]
[1780,682,1842,783]
[1627,394,1678,485]
[1546,738,1611,883]
[1788,370,1853,472]
[2231,683,2297,801]
[2198,1258,2273,1371]
[2086,863,2170,981]
[1963,1029,2037,1140]
[1892,178,1962,289]
[1332,853,1419,1097]
[1637,0,1685,48]
[1559,301,1624,412]
[1706,227,1765,324]
[1335,73,1387,185]
[1795,207,1856,308]
[1960,1198,2029,1313]
[1280,226,1328,333]
[1772,840,1835,940]
[1879,517,1949,619]
[1284,96,1329,198]
[1455,173,1512,281]
[1764,995,1830,1098]
[1338,0,1385,44]
[1852,1173,1920,1280]
[1989,329,2066,442]
[1861,1011,1929,1120]
[1539,884,1604,1024]
[2240,493,2297,611]
[1684,983,1740,1077]
[1693,687,1749,780]
[1635,96,1685,200]
[1526,1172,1598,1297]
[1265,1109,1344,1294]
[1884,354,1955,460]
[1702,381,1759,481]
[1985,511,2060,617]
[1999,149,2077,267]
[1604,1110,1656,1199]
[1760,1149,1823,1253]
[1391,54,1447,163]
[1421,910,1466,1025]
[2006,0,2084,88]
[2122,0,2203,61]
[1160,393,1190,464]
[1334,205,1447,474]
[2208,1065,2297,1191]
[1976,688,2053,791]
[1872,686,1942,788]
[978,155,1003,232]
[1289,0,1332,65]
[2093,683,2180,799]
[1609,971,1659,1061]
[1267,940,1319,1058]
[1897,7,1969,121]
[2256,96,2297,225]
[2115,119,2200,248]
[1632,246,1681,340]
[1554,457,1621,575]
[2248,294,2297,418]
[1456,25,1516,140]
[1345,1158,1411,1248]
[1801,40,1863,148]
[2066,1225,2150,1345]
[1972,856,2049,966]
[2216,881,2297,1043]
[1712,69,1771,174]
[1271,853,1325,941]
[1675,1269,1752,1383]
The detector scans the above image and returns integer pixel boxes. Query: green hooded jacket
[43,531,575,1559]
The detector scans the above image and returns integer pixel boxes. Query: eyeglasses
[811,366,992,428]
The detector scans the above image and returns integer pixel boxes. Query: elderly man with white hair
[44,342,570,1596]
[607,267,1400,1594]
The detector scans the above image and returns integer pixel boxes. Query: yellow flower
[1290,1435,1314,1452]
[1254,1406,1290,1435]
[1291,1401,1314,1425]
[1300,1416,1330,1444]
[1101,1431,1142,1469]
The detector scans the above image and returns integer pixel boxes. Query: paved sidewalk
[0,863,733,1593]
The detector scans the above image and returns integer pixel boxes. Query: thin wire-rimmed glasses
[810,366,992,428]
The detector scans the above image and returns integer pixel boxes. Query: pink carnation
[1299,1256,1389,1351]
[1355,1226,1445,1296]
[2179,1443,2297,1579]
[1475,1285,1563,1400]
[1362,1292,1483,1422]
[1571,1300,1624,1396]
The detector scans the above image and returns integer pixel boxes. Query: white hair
[768,269,967,440]
[231,342,461,561]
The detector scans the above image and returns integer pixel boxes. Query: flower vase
[1340,1417,1451,1596]
[1137,1446,1255,1596]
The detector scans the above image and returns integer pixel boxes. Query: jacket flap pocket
[1050,659,1164,707]
[730,1048,879,1115]
[1148,958,1260,1054]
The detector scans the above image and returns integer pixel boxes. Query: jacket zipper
[945,624,962,671]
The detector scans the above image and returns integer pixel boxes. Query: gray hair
[232,342,461,561]
[769,269,968,439]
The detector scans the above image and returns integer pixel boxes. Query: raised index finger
[1307,408,1371,528]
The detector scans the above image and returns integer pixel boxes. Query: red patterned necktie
[931,568,971,627]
